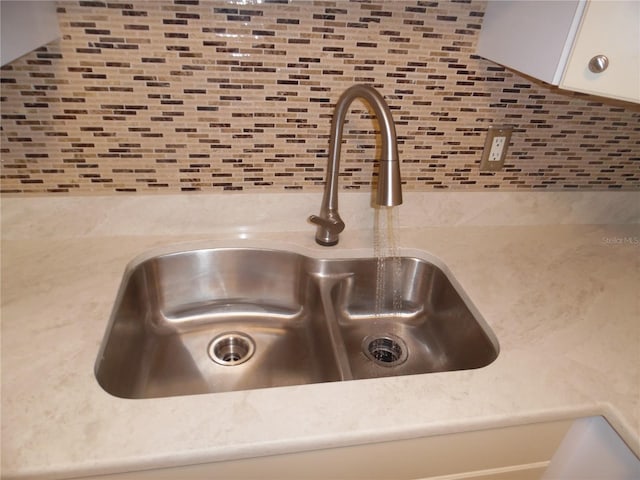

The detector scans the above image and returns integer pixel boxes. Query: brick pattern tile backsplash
[1,0,639,194]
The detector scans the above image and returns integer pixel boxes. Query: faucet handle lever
[308,214,345,235]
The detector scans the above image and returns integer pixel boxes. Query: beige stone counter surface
[1,192,639,479]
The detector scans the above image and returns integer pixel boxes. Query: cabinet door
[561,0,640,103]
[0,1,60,66]
[476,0,583,85]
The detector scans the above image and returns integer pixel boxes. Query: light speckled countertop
[1,192,639,479]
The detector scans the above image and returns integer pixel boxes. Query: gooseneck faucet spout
[309,84,402,246]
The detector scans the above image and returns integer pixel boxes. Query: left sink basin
[96,247,498,399]
[95,249,343,399]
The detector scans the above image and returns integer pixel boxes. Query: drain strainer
[363,334,408,367]
[208,332,255,366]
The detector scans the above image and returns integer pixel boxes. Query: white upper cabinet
[477,0,640,104]
[560,1,639,103]
[1,1,61,66]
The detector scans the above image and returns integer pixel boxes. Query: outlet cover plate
[480,125,513,171]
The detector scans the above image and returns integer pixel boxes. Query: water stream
[373,206,402,319]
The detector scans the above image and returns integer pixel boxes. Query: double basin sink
[95,248,498,399]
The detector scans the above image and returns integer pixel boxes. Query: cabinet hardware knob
[588,55,609,73]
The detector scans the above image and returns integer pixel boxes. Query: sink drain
[208,332,255,366]
[363,334,408,367]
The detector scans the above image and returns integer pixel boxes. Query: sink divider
[312,272,354,382]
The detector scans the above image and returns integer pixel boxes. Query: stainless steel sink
[95,248,498,399]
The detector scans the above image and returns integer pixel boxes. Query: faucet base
[315,238,339,247]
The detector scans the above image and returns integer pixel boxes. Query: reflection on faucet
[309,84,402,246]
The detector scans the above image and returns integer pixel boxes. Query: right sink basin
[328,256,499,380]
[95,248,498,399]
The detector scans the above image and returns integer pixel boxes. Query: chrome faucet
[309,84,402,246]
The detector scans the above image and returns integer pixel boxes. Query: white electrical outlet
[480,126,513,171]
[489,136,506,161]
